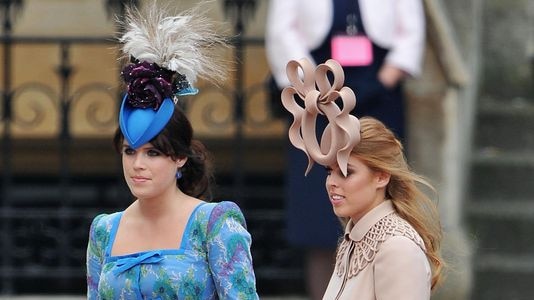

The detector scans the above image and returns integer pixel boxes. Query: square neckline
[105,202,208,259]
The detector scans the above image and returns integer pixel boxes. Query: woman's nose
[132,153,145,169]
[326,174,337,187]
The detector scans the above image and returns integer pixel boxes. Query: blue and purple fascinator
[119,61,197,149]
[118,3,228,149]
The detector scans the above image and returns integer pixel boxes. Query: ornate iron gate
[0,0,303,295]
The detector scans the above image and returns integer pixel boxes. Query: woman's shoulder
[207,201,244,216]
[195,201,243,217]
[198,201,248,234]
[90,211,121,228]
[88,211,123,242]
[209,200,245,219]
[87,212,123,256]
[374,212,425,250]
[192,201,246,226]
[336,212,426,278]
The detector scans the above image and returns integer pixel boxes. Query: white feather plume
[119,1,229,85]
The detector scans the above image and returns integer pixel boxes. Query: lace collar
[344,200,395,242]
[336,200,425,279]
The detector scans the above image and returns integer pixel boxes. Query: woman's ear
[176,156,188,168]
[375,171,391,188]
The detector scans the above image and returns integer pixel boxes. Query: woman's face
[325,155,389,222]
[121,142,185,200]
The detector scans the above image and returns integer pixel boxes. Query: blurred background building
[0,0,532,299]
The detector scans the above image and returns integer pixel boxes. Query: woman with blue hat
[86,3,259,299]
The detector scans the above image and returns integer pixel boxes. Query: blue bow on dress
[113,251,165,275]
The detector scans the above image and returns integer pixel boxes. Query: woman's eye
[147,149,161,157]
[325,167,332,175]
[123,147,135,155]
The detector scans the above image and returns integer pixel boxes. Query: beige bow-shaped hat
[281,59,361,177]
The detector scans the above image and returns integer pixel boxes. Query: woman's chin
[332,206,349,218]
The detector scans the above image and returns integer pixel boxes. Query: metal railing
[0,0,303,295]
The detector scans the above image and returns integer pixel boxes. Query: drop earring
[176,169,182,179]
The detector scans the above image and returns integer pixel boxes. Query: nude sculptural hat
[281,59,361,177]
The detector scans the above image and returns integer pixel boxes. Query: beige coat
[323,200,431,299]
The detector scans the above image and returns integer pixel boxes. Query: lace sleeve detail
[335,212,425,279]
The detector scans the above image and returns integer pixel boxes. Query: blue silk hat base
[119,96,175,149]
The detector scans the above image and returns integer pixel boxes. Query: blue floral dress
[86,201,259,299]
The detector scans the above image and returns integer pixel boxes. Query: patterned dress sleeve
[206,201,259,299]
[86,214,108,300]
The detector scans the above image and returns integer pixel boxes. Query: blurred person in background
[265,0,425,298]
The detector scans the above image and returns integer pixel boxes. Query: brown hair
[351,117,444,290]
[114,105,214,200]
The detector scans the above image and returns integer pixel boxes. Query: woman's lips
[330,194,345,206]
[131,176,149,183]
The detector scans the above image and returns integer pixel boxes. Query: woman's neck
[134,188,189,219]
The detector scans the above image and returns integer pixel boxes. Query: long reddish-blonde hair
[350,117,444,290]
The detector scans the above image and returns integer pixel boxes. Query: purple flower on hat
[121,61,174,110]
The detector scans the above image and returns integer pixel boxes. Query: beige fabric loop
[286,59,316,95]
[316,60,344,103]
[281,58,361,176]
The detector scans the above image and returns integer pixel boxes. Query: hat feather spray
[118,1,229,149]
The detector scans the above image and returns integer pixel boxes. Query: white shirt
[266,0,425,87]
